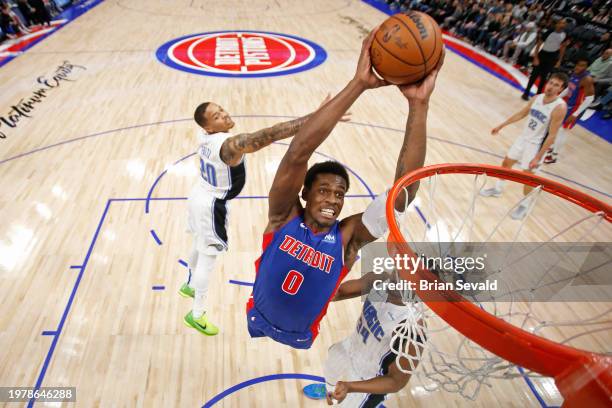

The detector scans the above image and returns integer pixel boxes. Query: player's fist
[331,381,349,403]
[491,126,502,135]
[529,158,540,170]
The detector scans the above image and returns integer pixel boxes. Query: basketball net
[384,164,611,406]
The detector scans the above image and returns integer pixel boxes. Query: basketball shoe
[184,311,219,336]
[179,283,194,298]
[511,204,529,220]
[479,187,502,197]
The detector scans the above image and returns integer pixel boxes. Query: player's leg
[511,142,541,220]
[480,145,519,197]
[183,246,220,335]
[179,241,198,298]
[182,191,222,335]
[545,108,574,163]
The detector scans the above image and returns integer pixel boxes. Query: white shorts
[187,185,229,254]
[324,339,387,407]
[507,136,543,170]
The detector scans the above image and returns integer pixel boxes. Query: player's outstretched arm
[492,97,535,135]
[266,28,387,231]
[219,96,351,167]
[339,52,444,269]
[327,353,413,404]
[333,272,383,301]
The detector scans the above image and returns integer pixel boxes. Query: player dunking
[480,72,568,220]
[544,56,595,164]
[181,98,349,335]
[246,29,444,349]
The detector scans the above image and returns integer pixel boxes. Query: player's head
[301,161,350,228]
[573,56,590,74]
[193,102,235,134]
[602,48,611,60]
[545,72,569,96]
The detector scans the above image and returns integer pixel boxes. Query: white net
[387,171,612,401]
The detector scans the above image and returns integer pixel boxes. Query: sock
[186,243,199,286]
[521,195,533,208]
[495,179,506,192]
[553,128,567,154]
[192,251,217,319]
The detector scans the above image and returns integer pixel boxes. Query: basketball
[370,11,443,85]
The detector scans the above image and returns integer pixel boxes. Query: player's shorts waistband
[246,305,313,349]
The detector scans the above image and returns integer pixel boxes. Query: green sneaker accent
[183,311,219,336]
[179,283,194,298]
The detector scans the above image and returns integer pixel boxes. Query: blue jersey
[246,215,348,349]
[565,70,589,109]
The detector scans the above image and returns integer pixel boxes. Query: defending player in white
[480,72,568,220]
[303,272,425,406]
[181,99,349,335]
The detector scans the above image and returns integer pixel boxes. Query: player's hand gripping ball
[370,11,444,85]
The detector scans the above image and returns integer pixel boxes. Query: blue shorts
[246,306,313,350]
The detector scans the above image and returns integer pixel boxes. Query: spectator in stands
[593,9,609,25]
[16,0,35,27]
[513,1,528,20]
[28,0,51,27]
[488,15,520,56]
[1,1,30,37]
[521,18,569,100]
[586,32,611,62]
[504,21,538,66]
[475,12,503,48]
[589,49,612,100]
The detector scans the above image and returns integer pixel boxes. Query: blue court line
[28,199,112,407]
[41,331,56,336]
[152,285,165,291]
[178,259,188,268]
[69,265,82,269]
[202,373,325,407]
[2,116,606,199]
[150,229,163,245]
[228,280,254,287]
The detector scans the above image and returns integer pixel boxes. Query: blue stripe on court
[150,229,162,245]
[228,280,254,287]
[202,373,325,407]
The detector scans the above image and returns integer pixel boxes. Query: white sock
[192,251,217,318]
[553,128,568,154]
[186,243,199,286]
[521,195,533,208]
[495,179,506,192]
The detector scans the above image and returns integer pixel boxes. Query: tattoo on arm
[220,115,310,164]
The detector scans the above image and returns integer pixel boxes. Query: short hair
[304,161,350,191]
[194,102,211,127]
[575,53,590,65]
[549,72,569,88]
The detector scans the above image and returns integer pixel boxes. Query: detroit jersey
[195,130,245,200]
[246,215,348,349]
[564,70,590,110]
[522,94,566,143]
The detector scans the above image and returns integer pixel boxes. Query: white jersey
[195,130,246,200]
[346,289,423,378]
[522,94,566,144]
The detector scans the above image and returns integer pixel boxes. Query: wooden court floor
[0,1,610,407]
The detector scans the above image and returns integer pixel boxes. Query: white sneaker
[480,187,502,197]
[511,205,528,220]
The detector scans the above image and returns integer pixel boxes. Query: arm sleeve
[361,191,406,239]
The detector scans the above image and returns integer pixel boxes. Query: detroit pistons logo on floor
[156,30,327,78]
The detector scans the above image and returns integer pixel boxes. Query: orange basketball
[370,11,443,85]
